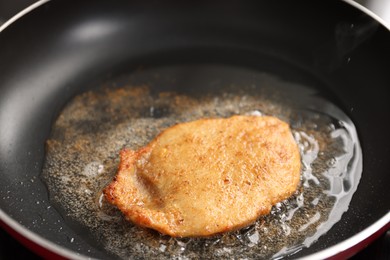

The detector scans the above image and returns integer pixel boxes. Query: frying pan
[0,0,389,259]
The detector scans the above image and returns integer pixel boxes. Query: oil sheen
[41,66,362,259]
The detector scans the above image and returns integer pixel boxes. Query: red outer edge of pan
[1,219,67,260]
[328,222,390,260]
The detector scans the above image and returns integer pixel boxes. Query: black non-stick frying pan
[0,0,389,259]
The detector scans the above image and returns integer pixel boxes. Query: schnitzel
[104,115,301,237]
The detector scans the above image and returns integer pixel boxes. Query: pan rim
[342,0,390,31]
[0,0,389,259]
[0,209,88,260]
[1,0,389,33]
[300,212,390,259]
[1,208,389,259]
[0,0,49,32]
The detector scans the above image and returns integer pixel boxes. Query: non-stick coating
[0,0,389,259]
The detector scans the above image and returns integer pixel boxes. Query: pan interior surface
[41,64,363,259]
[0,0,389,259]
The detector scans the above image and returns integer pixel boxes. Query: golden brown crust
[104,115,301,237]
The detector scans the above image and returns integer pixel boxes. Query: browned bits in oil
[42,73,361,259]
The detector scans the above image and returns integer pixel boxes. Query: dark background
[0,1,389,259]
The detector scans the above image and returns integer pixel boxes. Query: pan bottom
[41,64,362,259]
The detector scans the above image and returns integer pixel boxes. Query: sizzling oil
[42,69,362,259]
